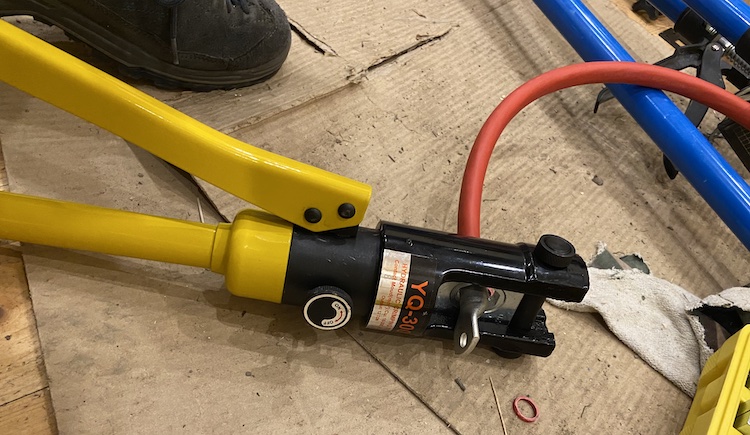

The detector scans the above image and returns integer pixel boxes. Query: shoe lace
[225,0,252,14]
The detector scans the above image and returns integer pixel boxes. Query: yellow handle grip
[0,192,292,303]
[0,191,219,267]
[0,19,371,231]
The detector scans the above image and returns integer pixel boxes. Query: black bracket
[594,32,728,179]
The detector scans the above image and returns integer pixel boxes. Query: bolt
[304,208,322,223]
[337,203,356,219]
[711,43,721,51]
[534,234,576,268]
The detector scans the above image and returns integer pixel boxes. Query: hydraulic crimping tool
[0,20,589,357]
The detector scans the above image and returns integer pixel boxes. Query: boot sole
[0,0,291,90]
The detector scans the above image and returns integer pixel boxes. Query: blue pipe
[533,0,750,250]
[682,0,750,44]
[647,0,687,23]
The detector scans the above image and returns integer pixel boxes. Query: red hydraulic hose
[458,61,750,237]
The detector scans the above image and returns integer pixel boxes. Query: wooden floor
[0,144,58,434]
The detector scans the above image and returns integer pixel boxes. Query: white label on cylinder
[366,249,412,331]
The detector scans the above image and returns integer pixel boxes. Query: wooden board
[0,148,56,432]
[0,390,56,435]
[0,248,46,404]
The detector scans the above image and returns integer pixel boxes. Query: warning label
[366,250,412,331]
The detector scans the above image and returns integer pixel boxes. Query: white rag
[549,267,749,397]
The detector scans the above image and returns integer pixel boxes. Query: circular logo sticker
[303,294,352,330]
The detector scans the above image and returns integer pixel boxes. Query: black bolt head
[337,203,356,219]
[304,208,323,223]
[534,234,576,269]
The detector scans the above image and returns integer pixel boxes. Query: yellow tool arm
[0,191,293,303]
[0,19,370,232]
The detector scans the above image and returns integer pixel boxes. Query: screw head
[337,203,356,219]
[533,234,576,268]
[304,208,322,223]
[711,43,721,51]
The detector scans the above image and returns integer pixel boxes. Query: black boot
[0,0,292,90]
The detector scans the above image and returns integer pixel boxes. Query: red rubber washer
[513,395,540,423]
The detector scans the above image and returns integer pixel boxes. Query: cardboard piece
[277,0,456,68]
[1,0,747,433]
[143,0,456,135]
[0,80,449,433]
[151,38,353,134]
[356,305,690,434]
[21,245,452,433]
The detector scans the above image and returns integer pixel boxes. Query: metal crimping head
[279,222,590,358]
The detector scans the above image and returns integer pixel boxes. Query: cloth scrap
[548,243,750,397]
[550,268,704,396]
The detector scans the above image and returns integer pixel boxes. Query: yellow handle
[0,191,293,303]
[0,20,371,232]
[0,191,220,267]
